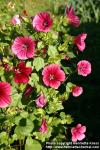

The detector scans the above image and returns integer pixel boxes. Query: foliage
[50,0,100,23]
[74,0,100,23]
[0,1,91,149]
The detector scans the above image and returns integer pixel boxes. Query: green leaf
[60,114,73,125]
[34,108,45,115]
[63,92,69,100]
[25,137,42,150]
[37,41,44,49]
[67,52,76,58]
[14,116,22,125]
[29,73,39,86]
[0,132,8,145]
[0,66,4,76]
[52,134,66,142]
[11,92,23,107]
[66,82,74,93]
[50,117,61,126]
[47,98,64,114]
[48,45,58,57]
[66,86,71,93]
[19,84,26,92]
[52,32,58,40]
[15,119,34,137]
[20,111,29,118]
[31,73,39,82]
[33,57,45,71]
[67,82,74,88]
[60,112,66,119]
[66,115,73,124]
[62,66,72,74]
[26,61,34,69]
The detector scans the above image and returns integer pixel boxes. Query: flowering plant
[0,5,91,149]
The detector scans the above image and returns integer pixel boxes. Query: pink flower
[0,82,12,108]
[74,33,87,51]
[66,5,80,27]
[3,63,10,72]
[64,56,70,61]
[32,12,53,32]
[14,62,32,84]
[39,119,48,133]
[24,84,33,99]
[35,94,47,108]
[72,86,83,97]
[11,15,21,25]
[11,36,35,60]
[71,124,86,142]
[77,60,91,76]
[42,64,65,89]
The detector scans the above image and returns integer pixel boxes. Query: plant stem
[19,140,22,150]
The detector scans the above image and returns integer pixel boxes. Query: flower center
[80,66,87,71]
[49,74,55,80]
[43,21,48,27]
[22,44,28,50]
[14,68,21,74]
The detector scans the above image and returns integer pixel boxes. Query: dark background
[64,22,100,141]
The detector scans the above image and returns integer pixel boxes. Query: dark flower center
[43,21,48,27]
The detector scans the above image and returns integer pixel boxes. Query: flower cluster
[0,4,92,148]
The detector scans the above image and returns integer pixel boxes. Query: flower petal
[0,95,11,108]
[17,50,27,60]
[23,68,32,75]
[14,73,29,83]
[78,126,86,133]
[77,42,85,51]
[49,80,61,89]
[56,70,66,81]
[72,135,77,142]
[76,133,85,141]
[0,82,11,95]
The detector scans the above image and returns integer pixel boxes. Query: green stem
[19,140,22,150]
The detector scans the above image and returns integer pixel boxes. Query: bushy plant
[0,4,91,150]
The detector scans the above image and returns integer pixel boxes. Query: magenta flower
[24,84,33,99]
[72,86,83,97]
[35,94,47,108]
[77,60,91,76]
[0,82,12,108]
[14,62,32,84]
[39,119,48,133]
[11,36,35,60]
[66,5,80,27]
[74,33,87,51]
[71,124,86,142]
[42,64,65,89]
[32,12,53,32]
[11,15,21,25]
[3,63,10,72]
